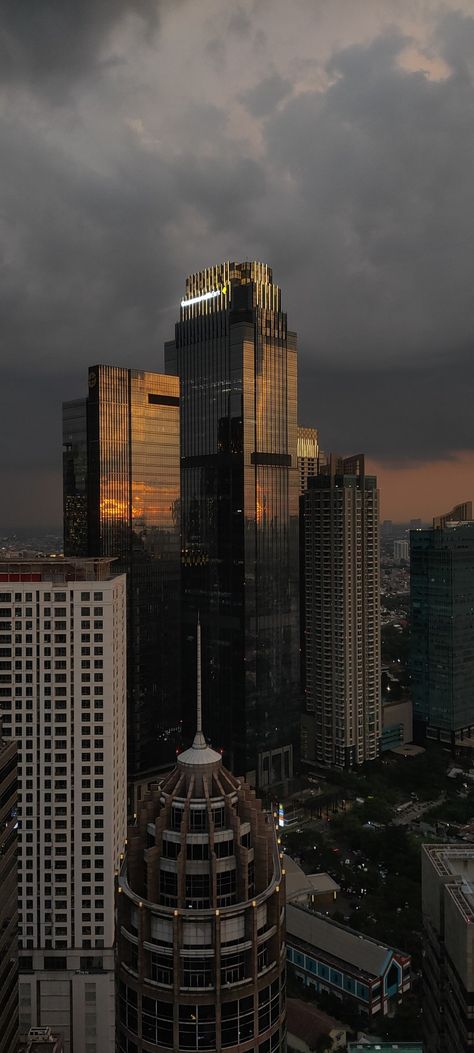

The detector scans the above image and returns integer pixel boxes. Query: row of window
[119,981,283,1049]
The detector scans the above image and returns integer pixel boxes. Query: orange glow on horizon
[367,450,474,523]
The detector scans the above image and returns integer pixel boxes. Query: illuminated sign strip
[180,285,227,308]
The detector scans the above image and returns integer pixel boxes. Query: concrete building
[0,558,127,1053]
[283,854,339,910]
[117,622,286,1052]
[287,999,346,1052]
[286,904,411,1020]
[0,733,18,1053]
[301,454,381,768]
[433,501,472,529]
[410,522,474,743]
[393,539,409,562]
[381,697,413,753]
[422,843,474,1052]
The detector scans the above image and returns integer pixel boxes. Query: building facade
[410,522,474,743]
[0,733,18,1053]
[297,427,320,497]
[0,558,127,1053]
[116,660,286,1052]
[287,904,411,1020]
[63,365,181,777]
[301,455,381,768]
[422,844,474,1052]
[165,261,300,785]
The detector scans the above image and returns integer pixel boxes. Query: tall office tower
[0,558,127,1053]
[63,365,181,778]
[301,454,381,768]
[116,636,286,1053]
[410,521,474,744]
[297,426,319,495]
[422,844,474,1052]
[165,261,299,785]
[0,733,18,1053]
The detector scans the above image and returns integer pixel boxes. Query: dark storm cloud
[300,347,474,463]
[256,25,474,369]
[240,74,292,117]
[1,2,474,526]
[0,0,158,90]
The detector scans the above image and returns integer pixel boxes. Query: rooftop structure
[433,500,472,529]
[18,1027,64,1052]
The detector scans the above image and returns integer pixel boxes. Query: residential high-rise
[0,733,18,1053]
[0,558,127,1053]
[297,426,319,496]
[116,625,286,1053]
[393,539,409,562]
[301,454,381,767]
[165,261,299,785]
[63,365,181,778]
[422,843,474,1052]
[410,521,474,743]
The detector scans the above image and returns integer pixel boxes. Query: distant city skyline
[2,450,473,530]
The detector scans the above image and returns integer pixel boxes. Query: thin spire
[192,614,207,749]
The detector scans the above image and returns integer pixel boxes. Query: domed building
[116,626,286,1052]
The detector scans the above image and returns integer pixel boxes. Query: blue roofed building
[286,904,411,1020]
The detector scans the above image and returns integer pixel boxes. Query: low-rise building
[381,697,413,752]
[286,904,411,1019]
[287,998,346,1051]
[283,855,340,910]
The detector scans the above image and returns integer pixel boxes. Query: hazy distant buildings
[410,522,474,743]
[0,558,127,1053]
[117,643,286,1052]
[422,843,474,1052]
[63,365,181,778]
[165,261,299,785]
[301,454,381,767]
[393,539,409,562]
[0,734,18,1053]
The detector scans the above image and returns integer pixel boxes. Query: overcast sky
[1,0,474,527]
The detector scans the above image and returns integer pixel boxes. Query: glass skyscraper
[165,261,299,785]
[63,366,181,777]
[411,521,474,743]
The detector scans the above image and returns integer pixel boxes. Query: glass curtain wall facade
[63,367,181,777]
[410,522,474,743]
[165,261,299,785]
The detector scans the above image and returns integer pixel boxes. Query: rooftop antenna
[193,613,206,749]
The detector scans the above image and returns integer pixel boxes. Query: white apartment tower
[301,455,381,767]
[0,558,127,1053]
